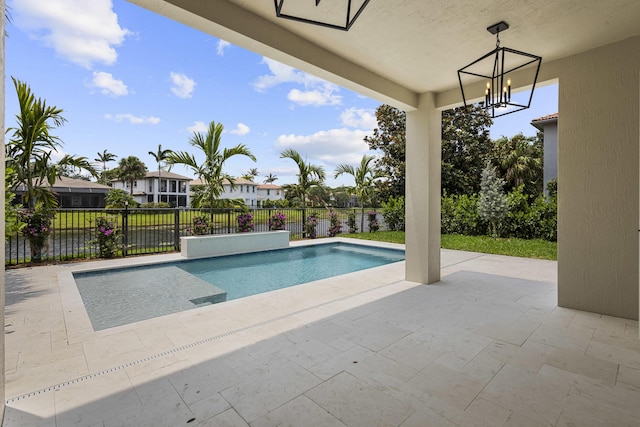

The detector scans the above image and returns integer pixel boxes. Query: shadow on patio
[3,251,640,426]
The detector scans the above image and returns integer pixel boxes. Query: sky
[5,0,558,187]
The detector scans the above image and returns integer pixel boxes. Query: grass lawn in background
[341,231,557,261]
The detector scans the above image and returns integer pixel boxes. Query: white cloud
[275,128,372,167]
[14,0,130,68]
[253,57,342,106]
[229,123,250,136]
[288,88,342,107]
[340,107,377,129]
[217,40,231,56]
[170,72,196,99]
[90,71,128,96]
[105,113,160,125]
[187,121,208,133]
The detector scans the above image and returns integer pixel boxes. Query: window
[240,185,243,192]
[179,181,187,193]
[171,180,177,192]
[161,179,167,192]
[267,189,270,196]
[252,186,255,193]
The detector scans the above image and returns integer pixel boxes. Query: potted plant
[18,207,54,262]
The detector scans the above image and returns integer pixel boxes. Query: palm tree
[280,148,326,208]
[148,144,173,203]
[6,77,96,209]
[334,154,380,232]
[263,173,278,184]
[95,150,117,185]
[117,156,147,196]
[493,134,542,193]
[280,149,325,236]
[241,168,259,182]
[166,120,256,208]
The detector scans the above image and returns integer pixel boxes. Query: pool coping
[57,238,406,339]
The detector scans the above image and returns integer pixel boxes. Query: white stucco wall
[1,0,7,416]
[556,36,640,320]
[405,92,441,284]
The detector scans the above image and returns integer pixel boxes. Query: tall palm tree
[263,173,278,184]
[280,148,326,208]
[166,120,256,208]
[117,156,147,196]
[148,144,173,203]
[493,134,542,192]
[335,154,380,232]
[280,148,325,236]
[6,77,96,209]
[95,150,117,185]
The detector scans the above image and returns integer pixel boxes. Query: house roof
[144,171,192,180]
[258,184,282,190]
[190,177,258,186]
[531,112,558,131]
[14,176,112,194]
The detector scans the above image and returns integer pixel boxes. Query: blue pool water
[73,242,404,330]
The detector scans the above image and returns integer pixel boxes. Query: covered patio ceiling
[129,0,640,109]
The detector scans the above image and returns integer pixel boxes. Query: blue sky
[5,0,557,187]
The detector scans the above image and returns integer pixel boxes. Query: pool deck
[4,238,640,426]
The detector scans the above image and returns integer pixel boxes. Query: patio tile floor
[3,239,640,426]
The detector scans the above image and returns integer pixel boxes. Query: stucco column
[405,92,441,284]
[557,37,640,320]
[1,0,7,417]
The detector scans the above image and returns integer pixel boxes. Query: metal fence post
[174,208,181,251]
[122,203,129,257]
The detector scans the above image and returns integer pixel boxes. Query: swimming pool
[73,242,405,330]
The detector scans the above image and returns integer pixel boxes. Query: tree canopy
[280,148,326,208]
[6,77,96,208]
[364,105,406,200]
[116,156,147,195]
[166,120,256,208]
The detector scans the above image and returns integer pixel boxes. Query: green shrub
[381,196,405,231]
[140,202,172,209]
[441,192,487,235]
[105,189,137,209]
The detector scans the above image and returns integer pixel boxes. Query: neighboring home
[531,112,558,197]
[112,171,191,207]
[14,176,111,208]
[256,183,285,207]
[189,178,285,208]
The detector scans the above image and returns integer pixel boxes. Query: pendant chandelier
[274,0,371,31]
[457,22,542,118]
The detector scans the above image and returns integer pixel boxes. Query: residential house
[189,177,257,207]
[531,113,558,197]
[112,171,191,207]
[14,176,112,208]
[256,183,285,207]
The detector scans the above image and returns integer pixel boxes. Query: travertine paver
[3,240,640,426]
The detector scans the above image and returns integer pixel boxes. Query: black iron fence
[6,207,386,265]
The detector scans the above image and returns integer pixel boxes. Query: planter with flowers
[91,216,121,258]
[237,212,255,233]
[268,211,287,231]
[367,211,380,232]
[18,208,54,262]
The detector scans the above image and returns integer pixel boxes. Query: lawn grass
[341,231,557,261]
